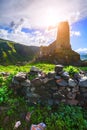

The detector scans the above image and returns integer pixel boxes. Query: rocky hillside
[0,38,39,65]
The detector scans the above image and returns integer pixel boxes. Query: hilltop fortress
[37,21,81,65]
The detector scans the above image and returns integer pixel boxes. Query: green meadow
[0,63,87,130]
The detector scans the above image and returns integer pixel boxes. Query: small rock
[80,87,87,93]
[25,112,32,122]
[53,92,65,99]
[27,93,40,98]
[42,77,51,84]
[61,99,66,103]
[14,72,27,81]
[79,76,87,87]
[30,66,41,72]
[85,72,87,77]
[72,86,79,93]
[74,72,81,81]
[0,72,10,77]
[45,79,57,89]
[14,121,21,129]
[67,92,76,99]
[68,78,77,87]
[55,65,64,74]
[12,78,19,85]
[31,87,36,92]
[66,87,71,92]
[31,78,42,87]
[56,79,68,87]
[30,122,46,130]
[55,75,61,80]
[50,86,58,91]
[61,71,70,80]
[48,72,56,78]
[42,78,55,85]
[21,79,31,87]
[40,72,46,78]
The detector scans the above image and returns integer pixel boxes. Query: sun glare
[44,8,68,27]
[46,9,58,26]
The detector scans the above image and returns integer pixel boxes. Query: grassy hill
[0,38,39,65]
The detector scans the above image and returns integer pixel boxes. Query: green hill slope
[0,39,39,65]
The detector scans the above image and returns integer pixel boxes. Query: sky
[0,0,87,54]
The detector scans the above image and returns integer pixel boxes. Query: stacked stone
[11,65,87,107]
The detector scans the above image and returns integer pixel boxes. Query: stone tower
[56,21,71,50]
[37,21,81,65]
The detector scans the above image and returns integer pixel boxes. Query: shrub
[64,66,79,77]
[0,85,9,105]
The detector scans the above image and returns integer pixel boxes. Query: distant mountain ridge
[80,54,87,60]
[75,49,87,60]
[0,38,39,65]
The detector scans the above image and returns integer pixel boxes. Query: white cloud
[75,48,87,54]
[0,0,87,46]
[0,27,55,46]
[0,0,87,26]
[0,29,8,39]
[70,31,81,37]
[9,18,31,33]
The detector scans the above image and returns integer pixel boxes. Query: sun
[44,8,67,27]
[46,9,58,26]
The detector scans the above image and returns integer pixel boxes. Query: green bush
[0,85,9,104]
[64,66,79,76]
[30,104,87,130]
[0,74,13,105]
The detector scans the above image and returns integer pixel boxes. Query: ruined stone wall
[38,21,80,65]
[11,65,87,108]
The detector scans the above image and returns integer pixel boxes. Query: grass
[0,62,55,74]
[79,66,87,71]
[0,103,87,130]
[0,62,87,74]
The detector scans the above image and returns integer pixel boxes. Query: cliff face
[0,39,39,65]
[38,21,81,65]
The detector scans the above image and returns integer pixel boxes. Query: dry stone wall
[11,65,87,107]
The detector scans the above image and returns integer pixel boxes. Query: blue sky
[71,18,87,51]
[0,0,87,54]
